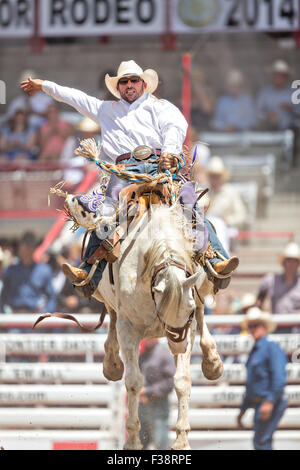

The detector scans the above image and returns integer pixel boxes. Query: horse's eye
[81,211,86,218]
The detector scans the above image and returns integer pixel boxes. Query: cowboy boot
[214,256,239,275]
[62,263,88,283]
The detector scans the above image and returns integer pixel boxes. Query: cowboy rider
[21,60,239,296]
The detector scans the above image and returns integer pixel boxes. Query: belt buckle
[133,145,153,161]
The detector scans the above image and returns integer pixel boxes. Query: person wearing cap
[256,242,300,332]
[20,61,239,295]
[256,60,299,130]
[237,307,288,450]
[205,156,247,231]
[212,69,256,132]
[0,232,57,314]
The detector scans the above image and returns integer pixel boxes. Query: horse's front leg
[103,306,124,382]
[117,316,143,450]
[195,306,223,380]
[171,319,196,450]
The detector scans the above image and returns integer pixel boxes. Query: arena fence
[0,313,299,450]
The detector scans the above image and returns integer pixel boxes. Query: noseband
[150,259,196,343]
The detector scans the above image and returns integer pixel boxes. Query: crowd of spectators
[0,59,299,166]
[0,69,101,166]
[191,59,300,133]
[0,231,101,316]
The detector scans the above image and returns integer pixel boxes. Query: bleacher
[0,314,299,450]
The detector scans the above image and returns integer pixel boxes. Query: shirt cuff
[42,80,53,94]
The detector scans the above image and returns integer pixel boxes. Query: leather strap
[151,260,193,300]
[32,310,106,333]
[150,259,198,344]
[87,229,121,264]
[116,149,161,164]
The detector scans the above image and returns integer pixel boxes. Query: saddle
[86,182,176,266]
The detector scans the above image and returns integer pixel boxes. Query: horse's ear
[153,280,165,293]
[181,271,201,290]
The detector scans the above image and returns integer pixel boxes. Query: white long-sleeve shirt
[42,81,188,163]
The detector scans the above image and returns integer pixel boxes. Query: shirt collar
[253,335,268,350]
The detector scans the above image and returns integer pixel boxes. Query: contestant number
[226,0,298,29]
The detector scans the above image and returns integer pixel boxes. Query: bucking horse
[35,139,224,450]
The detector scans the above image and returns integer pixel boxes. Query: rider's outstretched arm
[20,77,102,123]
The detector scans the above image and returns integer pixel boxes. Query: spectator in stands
[205,156,248,231]
[212,69,256,132]
[7,69,54,130]
[256,242,300,333]
[0,106,37,162]
[191,69,216,130]
[236,292,257,315]
[237,307,288,450]
[48,246,100,314]
[138,338,176,450]
[256,60,297,131]
[0,231,57,314]
[38,103,73,161]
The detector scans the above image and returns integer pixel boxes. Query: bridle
[150,259,203,343]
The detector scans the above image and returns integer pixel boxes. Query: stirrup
[72,260,100,287]
[205,251,233,280]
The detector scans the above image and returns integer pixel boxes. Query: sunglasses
[247,323,262,330]
[118,76,141,85]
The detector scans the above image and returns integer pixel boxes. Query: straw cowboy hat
[240,292,256,312]
[279,242,300,265]
[226,69,244,87]
[241,307,276,334]
[76,116,101,134]
[105,60,159,99]
[268,60,293,75]
[207,156,230,180]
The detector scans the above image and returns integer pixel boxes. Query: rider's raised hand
[20,77,44,96]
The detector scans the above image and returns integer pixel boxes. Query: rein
[150,260,200,343]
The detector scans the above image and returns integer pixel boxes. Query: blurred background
[0,0,300,451]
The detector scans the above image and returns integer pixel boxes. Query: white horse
[86,199,224,450]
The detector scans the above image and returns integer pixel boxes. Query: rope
[74,138,185,188]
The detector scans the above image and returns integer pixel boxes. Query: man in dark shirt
[237,307,288,450]
[0,232,56,314]
[138,338,176,450]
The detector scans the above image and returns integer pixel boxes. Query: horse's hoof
[202,356,223,381]
[123,441,143,450]
[171,434,191,450]
[103,359,124,382]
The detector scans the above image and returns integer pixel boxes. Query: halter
[150,259,198,343]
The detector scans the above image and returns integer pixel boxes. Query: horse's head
[151,261,205,354]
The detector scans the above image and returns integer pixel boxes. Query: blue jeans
[82,156,229,288]
[253,396,288,450]
[139,398,170,450]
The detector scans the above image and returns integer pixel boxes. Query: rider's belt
[116,147,161,164]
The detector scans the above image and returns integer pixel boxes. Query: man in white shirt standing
[21,60,238,296]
